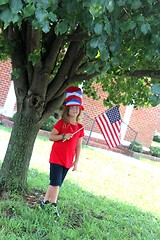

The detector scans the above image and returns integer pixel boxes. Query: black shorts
[50,163,69,186]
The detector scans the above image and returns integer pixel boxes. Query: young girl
[40,86,84,217]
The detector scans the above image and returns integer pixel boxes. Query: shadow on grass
[0,166,160,240]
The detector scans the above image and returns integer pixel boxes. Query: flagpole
[86,118,96,146]
[63,127,84,142]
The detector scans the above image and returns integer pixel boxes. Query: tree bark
[0,111,40,192]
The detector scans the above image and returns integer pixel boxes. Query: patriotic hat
[64,86,84,110]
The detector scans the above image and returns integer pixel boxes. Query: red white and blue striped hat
[64,86,84,110]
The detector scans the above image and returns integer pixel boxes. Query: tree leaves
[100,75,153,108]
[0,0,160,107]
[117,0,127,7]
[152,83,160,95]
[0,0,9,5]
[147,0,155,5]
[94,23,103,35]
[141,23,151,35]
[23,4,35,18]
[105,0,114,13]
[150,83,160,107]
[104,17,112,35]
[0,7,11,23]
[131,0,142,10]
[120,21,136,32]
[35,8,48,23]
[10,0,22,14]
[55,21,68,35]
[0,0,23,28]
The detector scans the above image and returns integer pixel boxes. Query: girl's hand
[63,133,73,141]
[72,161,78,171]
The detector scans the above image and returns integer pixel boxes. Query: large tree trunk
[0,111,40,192]
[0,23,85,194]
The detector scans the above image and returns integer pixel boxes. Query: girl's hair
[62,106,82,123]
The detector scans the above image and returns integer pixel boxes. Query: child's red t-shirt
[49,119,84,168]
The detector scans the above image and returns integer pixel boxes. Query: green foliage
[150,83,160,107]
[0,34,12,60]
[0,0,160,107]
[150,146,160,157]
[28,49,42,66]
[11,68,21,80]
[82,80,101,100]
[129,141,143,153]
[99,75,152,108]
[11,113,16,122]
[153,133,160,143]
[40,116,57,132]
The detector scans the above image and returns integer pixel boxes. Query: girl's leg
[41,185,60,217]
[44,185,59,204]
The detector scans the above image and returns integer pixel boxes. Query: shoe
[39,200,49,210]
[51,203,60,217]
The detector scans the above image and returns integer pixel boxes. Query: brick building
[0,60,159,148]
[0,60,12,107]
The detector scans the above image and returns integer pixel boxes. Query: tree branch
[24,22,33,85]
[28,27,46,97]
[69,49,86,79]
[43,36,64,74]
[26,23,42,85]
[67,32,89,41]
[43,92,65,119]
[55,41,81,80]
[46,41,81,101]
[53,82,70,99]
[125,70,160,79]
[42,23,57,53]
[30,28,41,53]
[8,25,28,93]
[69,72,99,83]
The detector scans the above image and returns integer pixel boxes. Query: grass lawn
[0,125,160,239]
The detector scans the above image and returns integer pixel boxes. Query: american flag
[96,106,121,149]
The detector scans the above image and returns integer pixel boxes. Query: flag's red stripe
[110,121,121,145]
[96,112,121,149]
[104,115,121,145]
[103,114,118,147]
[96,116,113,148]
[96,118,112,148]
[114,120,121,144]
[100,114,116,148]
[97,114,115,148]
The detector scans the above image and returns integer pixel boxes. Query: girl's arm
[49,128,62,142]
[49,128,72,142]
[72,137,83,171]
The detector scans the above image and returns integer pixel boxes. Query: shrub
[150,146,160,158]
[40,116,57,132]
[12,113,16,122]
[12,113,57,132]
[128,141,143,153]
[153,134,160,143]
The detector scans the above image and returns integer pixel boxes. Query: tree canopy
[0,0,160,109]
[0,0,160,192]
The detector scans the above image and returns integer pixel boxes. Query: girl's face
[68,106,80,117]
